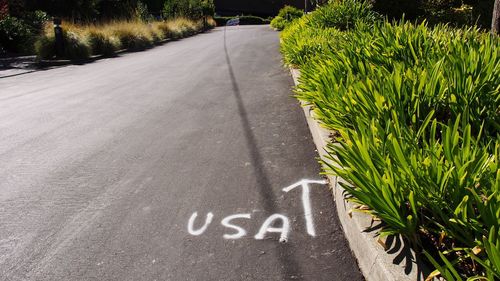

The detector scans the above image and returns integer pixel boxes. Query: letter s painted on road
[221,213,251,239]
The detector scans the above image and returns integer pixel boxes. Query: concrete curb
[290,68,429,281]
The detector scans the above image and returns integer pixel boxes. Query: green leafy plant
[306,0,381,30]
[270,16,288,30]
[277,5,304,22]
[0,16,34,53]
[281,2,500,278]
[271,5,304,30]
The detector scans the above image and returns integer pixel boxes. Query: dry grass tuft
[35,18,211,59]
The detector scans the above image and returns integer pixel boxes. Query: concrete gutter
[290,68,430,281]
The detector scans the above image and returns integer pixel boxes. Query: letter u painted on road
[187,212,214,236]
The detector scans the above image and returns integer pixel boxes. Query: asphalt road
[0,25,362,281]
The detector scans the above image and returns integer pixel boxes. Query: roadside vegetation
[270,5,303,31]
[214,15,270,26]
[275,1,500,280]
[1,0,215,59]
[34,18,215,60]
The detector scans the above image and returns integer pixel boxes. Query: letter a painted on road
[254,214,290,243]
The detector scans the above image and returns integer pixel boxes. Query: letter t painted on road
[282,179,327,237]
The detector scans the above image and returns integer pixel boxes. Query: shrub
[23,10,50,33]
[372,0,493,28]
[35,30,91,60]
[280,18,345,66]
[277,5,304,21]
[206,16,216,28]
[152,22,172,39]
[238,15,271,25]
[134,1,151,22]
[166,18,200,38]
[290,19,500,279]
[86,30,119,56]
[163,0,215,19]
[0,16,34,53]
[34,18,209,59]
[215,16,270,26]
[306,0,381,30]
[62,31,91,60]
[280,1,500,278]
[34,34,55,59]
[270,16,288,30]
[271,5,304,30]
[104,22,157,51]
[280,0,382,66]
[113,27,153,51]
[148,24,166,43]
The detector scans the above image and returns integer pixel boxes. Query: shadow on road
[223,26,303,280]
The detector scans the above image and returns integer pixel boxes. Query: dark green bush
[271,5,304,30]
[239,15,271,25]
[306,0,381,30]
[0,16,34,53]
[270,16,287,30]
[23,10,50,33]
[280,0,381,66]
[214,16,270,26]
[277,5,304,21]
[280,18,345,66]
[372,0,493,28]
[163,0,215,19]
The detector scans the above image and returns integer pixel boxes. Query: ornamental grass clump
[85,29,120,56]
[35,30,90,60]
[34,18,209,59]
[279,0,500,279]
[110,22,154,51]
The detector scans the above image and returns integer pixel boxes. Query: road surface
[0,25,362,281]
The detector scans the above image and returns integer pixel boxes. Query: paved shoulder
[0,25,362,281]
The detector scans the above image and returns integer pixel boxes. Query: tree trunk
[493,0,500,35]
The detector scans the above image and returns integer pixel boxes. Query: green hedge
[0,11,49,54]
[280,1,500,280]
[0,16,35,53]
[270,5,304,30]
[214,16,270,26]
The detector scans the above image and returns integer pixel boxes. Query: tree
[493,0,500,34]
[24,0,100,21]
[163,0,213,19]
